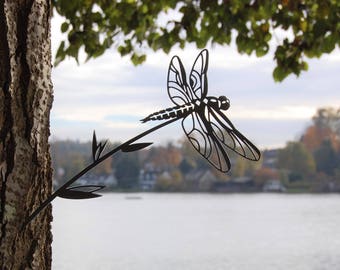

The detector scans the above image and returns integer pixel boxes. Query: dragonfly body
[141,96,230,123]
[142,49,260,172]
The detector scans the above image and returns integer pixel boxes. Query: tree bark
[0,0,53,269]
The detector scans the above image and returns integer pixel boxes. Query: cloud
[50,15,340,148]
[233,118,310,149]
[229,105,315,120]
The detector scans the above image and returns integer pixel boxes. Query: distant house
[101,175,117,188]
[185,169,216,191]
[262,179,286,192]
[77,174,117,188]
[138,168,160,191]
[262,149,279,169]
[212,176,256,192]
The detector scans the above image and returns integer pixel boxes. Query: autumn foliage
[253,167,279,186]
[301,125,339,153]
[274,107,340,185]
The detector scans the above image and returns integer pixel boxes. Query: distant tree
[166,143,183,168]
[144,144,182,170]
[50,140,114,185]
[278,142,316,180]
[314,140,338,176]
[62,153,87,182]
[312,107,340,135]
[92,156,113,175]
[155,170,183,191]
[232,152,261,178]
[233,156,247,177]
[114,153,140,189]
[301,107,340,152]
[179,158,196,175]
[180,137,210,170]
[301,125,338,153]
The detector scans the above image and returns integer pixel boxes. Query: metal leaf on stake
[121,142,153,152]
[92,131,108,162]
[24,49,261,227]
[58,185,105,199]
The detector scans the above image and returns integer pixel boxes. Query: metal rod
[23,118,179,227]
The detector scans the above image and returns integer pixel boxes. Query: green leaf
[66,45,80,63]
[300,61,309,71]
[131,53,146,65]
[264,33,272,42]
[256,44,269,57]
[141,4,148,13]
[322,35,336,53]
[54,41,66,66]
[273,66,289,82]
[60,22,69,33]
[92,12,102,22]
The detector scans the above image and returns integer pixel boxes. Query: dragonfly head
[219,96,230,111]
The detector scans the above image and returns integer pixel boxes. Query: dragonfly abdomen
[141,102,196,123]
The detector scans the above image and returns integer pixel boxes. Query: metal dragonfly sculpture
[24,49,260,227]
[141,49,260,172]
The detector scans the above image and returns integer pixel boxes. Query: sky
[50,15,340,149]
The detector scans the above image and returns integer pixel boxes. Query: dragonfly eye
[219,96,230,110]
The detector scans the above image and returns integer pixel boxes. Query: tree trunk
[0,0,53,269]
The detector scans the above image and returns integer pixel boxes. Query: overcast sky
[50,15,340,149]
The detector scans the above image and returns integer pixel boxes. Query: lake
[52,193,340,269]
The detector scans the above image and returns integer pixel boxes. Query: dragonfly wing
[207,107,261,161]
[189,49,208,100]
[167,55,193,106]
[182,111,231,172]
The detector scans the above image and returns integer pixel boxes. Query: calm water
[52,193,340,270]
